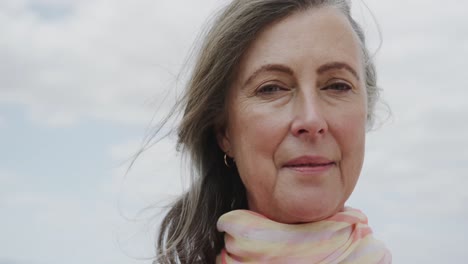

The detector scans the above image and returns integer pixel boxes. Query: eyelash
[321,82,352,92]
[256,84,288,94]
[255,81,353,95]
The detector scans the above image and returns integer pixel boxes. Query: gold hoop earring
[224,153,231,168]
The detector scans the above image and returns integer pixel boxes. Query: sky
[1,0,467,263]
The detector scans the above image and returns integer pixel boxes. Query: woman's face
[218,7,367,223]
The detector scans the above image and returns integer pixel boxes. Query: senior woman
[156,0,391,263]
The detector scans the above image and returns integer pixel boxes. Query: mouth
[283,156,335,173]
[285,162,335,168]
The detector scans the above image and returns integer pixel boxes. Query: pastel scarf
[216,207,391,264]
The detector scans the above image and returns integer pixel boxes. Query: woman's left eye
[322,82,352,92]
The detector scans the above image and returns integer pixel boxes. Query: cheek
[227,103,288,188]
[333,105,367,185]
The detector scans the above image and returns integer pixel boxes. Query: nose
[290,93,328,138]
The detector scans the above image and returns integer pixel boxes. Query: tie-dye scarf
[216,207,391,264]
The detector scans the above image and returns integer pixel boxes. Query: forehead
[234,6,363,83]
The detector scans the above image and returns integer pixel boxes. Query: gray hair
[156,0,379,263]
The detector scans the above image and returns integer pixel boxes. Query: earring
[224,153,231,168]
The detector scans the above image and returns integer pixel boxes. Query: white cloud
[0,170,19,201]
[0,0,223,127]
[0,169,157,264]
[102,136,187,261]
[106,136,185,216]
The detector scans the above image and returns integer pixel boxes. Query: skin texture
[218,6,368,224]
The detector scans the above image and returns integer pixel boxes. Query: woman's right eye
[256,84,287,95]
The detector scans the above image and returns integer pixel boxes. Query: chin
[281,198,345,224]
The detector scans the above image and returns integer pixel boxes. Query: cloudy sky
[1,0,467,263]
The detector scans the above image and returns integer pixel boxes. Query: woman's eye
[256,84,287,94]
[322,82,352,91]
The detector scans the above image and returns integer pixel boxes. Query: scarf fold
[216,207,391,264]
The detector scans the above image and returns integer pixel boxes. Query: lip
[283,155,335,174]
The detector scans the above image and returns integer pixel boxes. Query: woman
[156,0,391,263]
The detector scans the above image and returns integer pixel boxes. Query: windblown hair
[156,0,379,263]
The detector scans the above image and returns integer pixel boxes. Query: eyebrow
[243,64,294,86]
[316,62,360,81]
[243,61,360,87]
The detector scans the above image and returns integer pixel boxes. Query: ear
[216,126,232,157]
